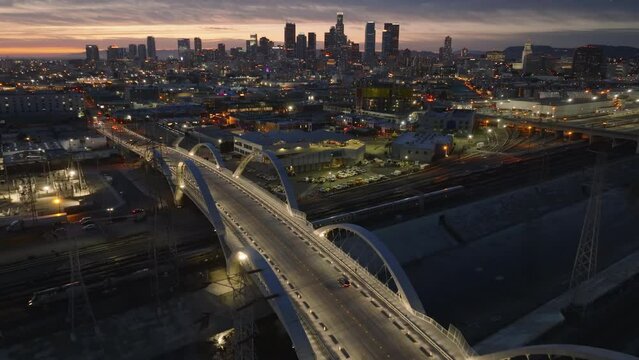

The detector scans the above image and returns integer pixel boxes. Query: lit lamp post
[106,207,114,221]
[53,197,61,213]
[443,145,449,157]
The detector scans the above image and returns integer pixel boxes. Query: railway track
[303,143,598,220]
[0,237,215,307]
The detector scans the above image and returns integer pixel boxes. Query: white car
[79,217,92,225]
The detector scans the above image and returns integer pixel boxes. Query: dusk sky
[1,0,638,57]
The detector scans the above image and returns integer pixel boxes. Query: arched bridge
[100,125,636,360]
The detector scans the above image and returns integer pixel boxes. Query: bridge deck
[105,126,468,359]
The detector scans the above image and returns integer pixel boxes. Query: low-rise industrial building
[391,132,453,163]
[413,109,476,134]
[234,130,365,172]
[0,90,84,121]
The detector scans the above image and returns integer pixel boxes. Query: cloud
[0,0,638,55]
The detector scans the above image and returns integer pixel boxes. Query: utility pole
[230,267,256,360]
[569,151,606,290]
[67,226,101,343]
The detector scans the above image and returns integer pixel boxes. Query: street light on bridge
[237,251,248,262]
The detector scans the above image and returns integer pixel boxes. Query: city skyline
[1,0,638,57]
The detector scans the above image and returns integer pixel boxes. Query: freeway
[103,125,470,359]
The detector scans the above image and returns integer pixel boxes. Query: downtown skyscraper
[335,12,346,46]
[146,36,157,60]
[381,23,399,61]
[307,32,317,59]
[85,45,99,62]
[364,21,376,64]
[295,33,307,59]
[285,22,296,58]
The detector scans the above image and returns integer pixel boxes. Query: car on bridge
[338,276,351,288]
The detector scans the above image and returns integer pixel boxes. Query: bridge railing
[410,311,477,358]
[103,125,475,359]
[307,220,477,359]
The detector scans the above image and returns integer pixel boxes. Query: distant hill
[503,45,639,60]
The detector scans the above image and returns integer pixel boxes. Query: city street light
[68,169,77,177]
[106,207,114,220]
[53,197,61,212]
[237,251,248,262]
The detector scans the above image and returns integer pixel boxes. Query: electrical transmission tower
[569,151,606,290]
[230,268,256,360]
[67,229,101,343]
[25,174,37,222]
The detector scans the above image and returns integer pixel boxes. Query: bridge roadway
[103,126,469,359]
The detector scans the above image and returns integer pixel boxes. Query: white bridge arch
[473,344,639,360]
[145,148,176,196]
[189,142,226,169]
[144,152,316,359]
[174,159,229,256]
[315,223,425,313]
[232,150,299,214]
[228,248,315,360]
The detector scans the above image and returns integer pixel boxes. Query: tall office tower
[128,44,137,59]
[194,37,202,52]
[85,45,100,62]
[137,44,147,60]
[217,43,226,58]
[441,35,453,63]
[335,12,346,45]
[364,21,376,63]
[295,33,307,59]
[324,26,337,52]
[259,37,271,57]
[307,32,317,59]
[381,30,391,60]
[350,42,360,63]
[146,36,157,60]
[381,23,399,61]
[461,47,469,58]
[444,36,452,52]
[388,23,399,53]
[246,34,258,58]
[285,22,296,58]
[572,45,605,80]
[522,40,533,64]
[177,38,191,57]
[106,45,125,62]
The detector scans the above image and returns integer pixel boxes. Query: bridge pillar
[174,185,185,208]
